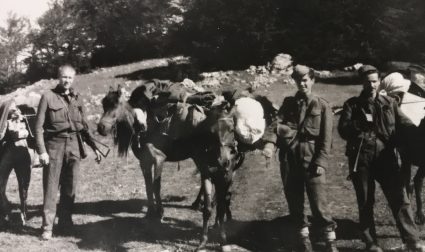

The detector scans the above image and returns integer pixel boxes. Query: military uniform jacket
[263,92,333,169]
[338,92,413,158]
[35,86,96,155]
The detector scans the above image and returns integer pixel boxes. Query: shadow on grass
[73,196,190,216]
[5,202,364,251]
[334,218,359,240]
[224,216,363,252]
[73,216,204,251]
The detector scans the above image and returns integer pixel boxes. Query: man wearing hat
[407,64,425,98]
[338,65,425,252]
[262,65,338,252]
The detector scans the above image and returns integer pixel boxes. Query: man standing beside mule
[35,65,101,240]
[262,65,338,252]
[338,65,425,252]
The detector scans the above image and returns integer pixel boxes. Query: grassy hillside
[2,59,419,252]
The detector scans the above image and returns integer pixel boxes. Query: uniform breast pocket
[304,108,321,136]
[70,105,84,130]
[48,102,66,123]
[69,105,82,122]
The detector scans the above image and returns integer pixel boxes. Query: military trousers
[42,135,80,232]
[0,144,32,219]
[349,140,419,246]
[279,147,337,236]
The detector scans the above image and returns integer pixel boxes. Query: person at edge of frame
[35,64,102,240]
[0,100,33,226]
[261,65,338,252]
[338,64,425,252]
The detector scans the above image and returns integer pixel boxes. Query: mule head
[97,86,149,157]
[98,87,125,136]
[98,86,149,136]
[208,105,243,182]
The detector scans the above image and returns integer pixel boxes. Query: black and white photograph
[0,0,425,251]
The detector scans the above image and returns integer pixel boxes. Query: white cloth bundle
[233,97,266,144]
[379,72,425,126]
[379,72,411,95]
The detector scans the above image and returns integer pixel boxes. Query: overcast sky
[0,0,50,27]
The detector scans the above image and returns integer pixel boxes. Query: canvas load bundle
[167,103,207,140]
[233,97,266,144]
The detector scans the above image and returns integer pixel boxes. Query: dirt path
[0,60,423,251]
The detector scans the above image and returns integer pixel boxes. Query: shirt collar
[53,85,76,98]
[295,91,313,103]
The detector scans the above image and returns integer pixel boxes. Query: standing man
[338,65,425,252]
[35,65,101,240]
[262,65,338,252]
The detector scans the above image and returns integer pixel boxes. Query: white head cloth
[379,72,411,95]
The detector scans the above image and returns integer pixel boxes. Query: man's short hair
[292,64,315,80]
[358,65,379,79]
[58,64,76,77]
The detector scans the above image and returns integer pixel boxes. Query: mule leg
[198,176,212,251]
[140,159,156,219]
[153,155,166,220]
[191,181,204,211]
[414,166,425,225]
[15,147,32,225]
[215,179,232,252]
[0,149,14,227]
[225,191,232,222]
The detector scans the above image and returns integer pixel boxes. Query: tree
[74,0,178,66]
[26,0,96,81]
[0,12,30,85]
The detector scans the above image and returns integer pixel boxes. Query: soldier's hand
[39,152,49,166]
[316,166,325,175]
[262,143,275,159]
[310,165,325,176]
[94,149,102,164]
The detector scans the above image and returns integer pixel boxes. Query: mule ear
[117,84,122,95]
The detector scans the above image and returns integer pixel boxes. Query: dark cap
[292,64,313,79]
[358,65,378,77]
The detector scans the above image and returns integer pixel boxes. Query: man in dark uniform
[35,65,101,240]
[262,65,338,252]
[338,65,425,252]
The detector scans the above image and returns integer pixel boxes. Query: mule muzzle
[97,123,108,136]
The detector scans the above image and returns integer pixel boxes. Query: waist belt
[45,129,78,138]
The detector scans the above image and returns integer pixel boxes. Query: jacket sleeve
[338,100,360,140]
[262,117,278,144]
[313,101,333,169]
[35,94,48,154]
[261,97,288,145]
[78,102,98,152]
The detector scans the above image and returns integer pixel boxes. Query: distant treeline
[1,0,425,85]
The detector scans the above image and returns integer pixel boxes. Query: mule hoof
[221,245,232,252]
[196,235,208,251]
